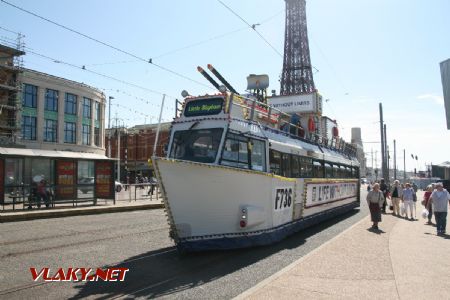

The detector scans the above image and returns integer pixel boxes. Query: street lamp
[108,96,114,157]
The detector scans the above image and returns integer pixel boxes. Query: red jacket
[424,191,432,206]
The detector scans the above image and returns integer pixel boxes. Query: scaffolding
[0,33,25,145]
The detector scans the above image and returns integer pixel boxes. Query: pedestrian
[125,174,130,191]
[426,182,450,235]
[389,180,402,216]
[402,183,415,220]
[148,177,156,196]
[379,178,388,213]
[423,185,433,224]
[367,184,371,192]
[37,179,49,208]
[366,183,385,230]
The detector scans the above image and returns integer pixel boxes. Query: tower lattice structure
[280,0,315,95]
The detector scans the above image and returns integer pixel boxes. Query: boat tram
[153,69,360,253]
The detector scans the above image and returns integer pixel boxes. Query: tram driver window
[221,134,249,169]
[249,139,266,172]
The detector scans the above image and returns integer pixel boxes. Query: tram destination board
[184,97,223,117]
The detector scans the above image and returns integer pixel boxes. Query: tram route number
[275,188,293,210]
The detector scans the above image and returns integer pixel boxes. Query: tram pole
[379,103,386,182]
[393,139,397,180]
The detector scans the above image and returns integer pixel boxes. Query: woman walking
[423,185,433,224]
[367,183,385,230]
[402,183,415,220]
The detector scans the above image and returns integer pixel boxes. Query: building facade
[17,68,106,154]
[106,122,171,180]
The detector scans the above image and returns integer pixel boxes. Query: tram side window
[269,150,282,175]
[324,163,333,178]
[300,157,313,177]
[312,161,324,178]
[334,165,341,178]
[281,153,291,177]
[345,167,352,178]
[353,167,360,178]
[291,155,300,177]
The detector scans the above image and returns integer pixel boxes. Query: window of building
[22,116,36,140]
[94,127,100,146]
[31,158,55,185]
[83,97,92,118]
[44,119,57,142]
[23,84,37,108]
[64,122,76,143]
[65,93,77,115]
[82,124,91,145]
[45,89,58,111]
[94,102,100,121]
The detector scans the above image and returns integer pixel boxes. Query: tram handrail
[229,93,357,157]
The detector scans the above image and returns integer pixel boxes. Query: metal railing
[1,183,161,211]
[116,183,161,202]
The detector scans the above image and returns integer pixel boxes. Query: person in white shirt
[427,182,450,235]
[401,183,415,220]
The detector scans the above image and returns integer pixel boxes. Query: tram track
[0,246,178,296]
[0,226,170,259]
[0,221,165,246]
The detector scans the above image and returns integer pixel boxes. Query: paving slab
[237,203,450,300]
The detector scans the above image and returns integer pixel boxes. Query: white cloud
[417,94,444,105]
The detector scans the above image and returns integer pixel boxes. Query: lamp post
[108,96,114,157]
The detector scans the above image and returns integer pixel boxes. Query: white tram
[153,88,360,252]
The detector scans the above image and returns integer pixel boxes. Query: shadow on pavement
[366,227,386,234]
[70,208,360,299]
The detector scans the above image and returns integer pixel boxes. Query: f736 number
[275,188,293,210]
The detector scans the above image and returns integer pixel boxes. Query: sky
[1,0,449,174]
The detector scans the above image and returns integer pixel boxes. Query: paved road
[0,188,369,299]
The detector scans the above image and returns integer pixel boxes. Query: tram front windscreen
[169,128,223,163]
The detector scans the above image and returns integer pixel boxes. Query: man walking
[427,182,450,235]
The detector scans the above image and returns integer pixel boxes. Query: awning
[0,147,111,160]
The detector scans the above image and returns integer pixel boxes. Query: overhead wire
[0,25,23,36]
[0,0,214,90]
[217,0,283,58]
[83,9,283,66]
[25,47,176,99]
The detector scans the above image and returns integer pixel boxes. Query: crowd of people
[366,179,450,236]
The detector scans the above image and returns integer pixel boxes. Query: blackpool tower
[280,0,315,95]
